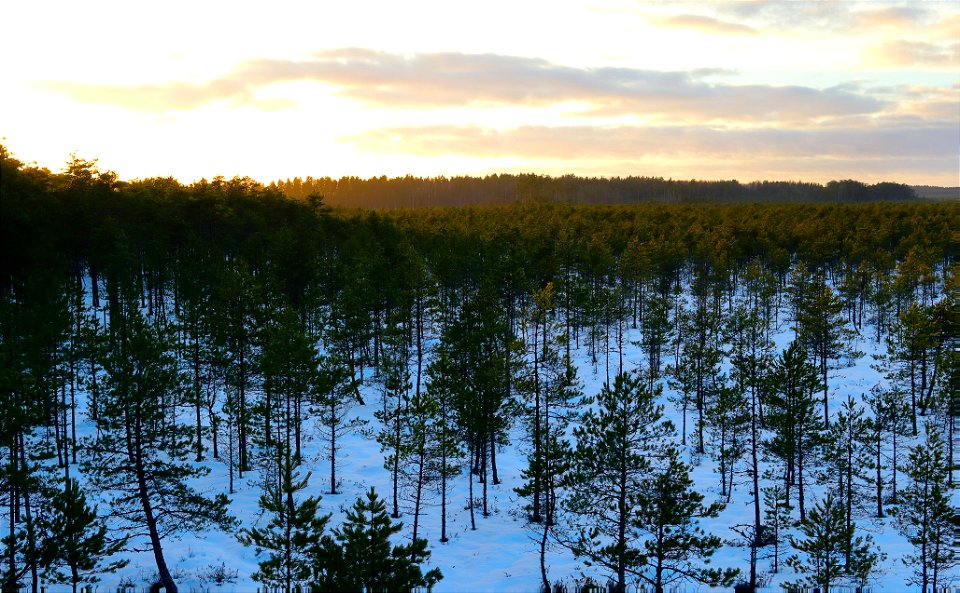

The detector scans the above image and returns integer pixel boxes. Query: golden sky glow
[2,1,958,185]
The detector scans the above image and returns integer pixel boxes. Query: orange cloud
[853,6,927,28]
[872,40,960,68]
[655,14,758,35]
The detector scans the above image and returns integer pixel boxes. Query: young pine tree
[786,494,881,593]
[765,340,823,522]
[312,488,442,593]
[864,384,913,517]
[820,394,875,567]
[560,371,673,593]
[633,447,739,593]
[374,316,413,519]
[40,478,127,593]
[313,352,364,495]
[896,423,959,593]
[762,484,793,575]
[795,272,854,427]
[240,453,329,593]
[704,377,749,503]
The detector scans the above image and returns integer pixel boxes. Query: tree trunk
[194,331,202,462]
[468,441,476,531]
[481,437,489,517]
[330,399,338,495]
[135,419,177,593]
[392,392,401,518]
[539,521,550,593]
[532,318,542,523]
[441,446,449,542]
[412,434,426,558]
[876,428,884,518]
[750,385,760,591]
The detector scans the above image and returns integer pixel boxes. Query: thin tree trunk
[468,442,476,531]
[441,446,449,542]
[134,418,177,593]
[392,393,401,518]
[876,428,884,518]
[19,433,38,593]
[750,384,760,590]
[330,399,338,495]
[539,521,550,593]
[194,330,202,462]
[411,435,426,557]
[481,437,489,517]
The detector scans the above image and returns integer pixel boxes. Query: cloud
[41,49,885,123]
[712,0,850,31]
[871,40,960,68]
[654,14,758,35]
[42,79,252,111]
[343,121,958,162]
[854,6,928,28]
[712,1,944,36]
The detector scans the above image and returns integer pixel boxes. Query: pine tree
[256,304,319,492]
[445,283,515,522]
[39,478,127,593]
[762,484,793,574]
[218,263,261,476]
[820,394,874,567]
[515,283,583,590]
[560,371,673,593]
[741,257,778,340]
[765,340,823,521]
[634,447,739,593]
[312,488,442,593]
[0,271,70,593]
[795,271,854,426]
[786,494,880,593]
[636,290,672,392]
[726,302,774,591]
[864,384,912,516]
[398,373,442,552]
[82,283,234,593]
[670,296,723,456]
[704,377,748,502]
[314,352,364,495]
[422,347,464,543]
[885,302,943,435]
[240,453,329,593]
[374,315,413,519]
[896,423,959,593]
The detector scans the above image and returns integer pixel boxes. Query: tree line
[1,146,957,593]
[270,174,918,209]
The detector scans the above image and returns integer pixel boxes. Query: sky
[2,0,958,186]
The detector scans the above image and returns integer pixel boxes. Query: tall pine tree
[83,281,233,593]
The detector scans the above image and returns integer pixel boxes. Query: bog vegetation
[1,146,957,593]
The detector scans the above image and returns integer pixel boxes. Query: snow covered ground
[58,291,959,593]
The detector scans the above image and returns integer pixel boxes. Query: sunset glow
[3,0,958,185]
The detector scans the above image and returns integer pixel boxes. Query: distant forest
[270,174,920,209]
[912,185,960,201]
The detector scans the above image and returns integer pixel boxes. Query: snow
[41,282,960,593]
